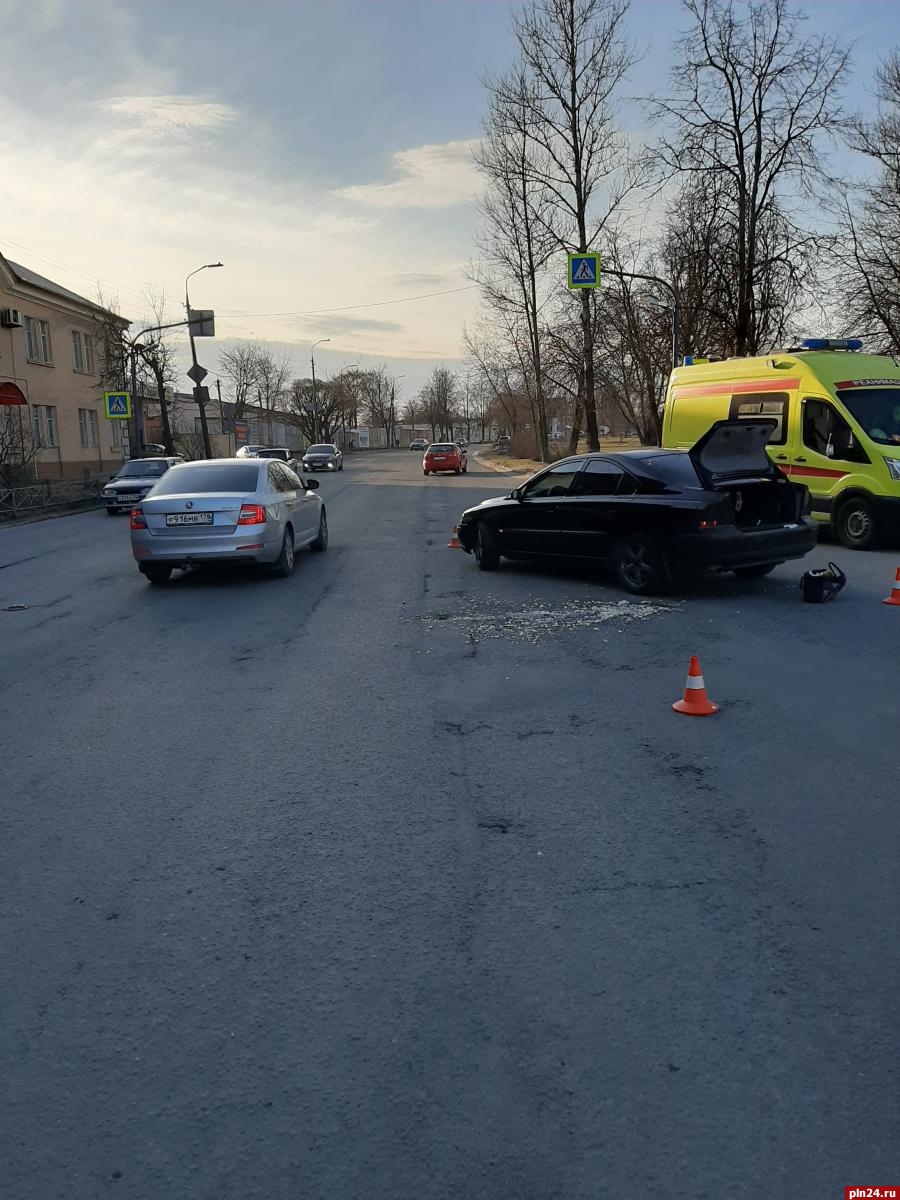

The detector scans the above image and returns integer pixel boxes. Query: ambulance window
[729,392,788,444]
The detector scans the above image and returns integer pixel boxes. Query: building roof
[1,254,128,323]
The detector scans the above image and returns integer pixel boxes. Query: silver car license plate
[166,513,213,526]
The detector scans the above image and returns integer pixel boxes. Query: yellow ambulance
[661,338,900,548]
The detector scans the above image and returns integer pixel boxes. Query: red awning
[0,382,27,406]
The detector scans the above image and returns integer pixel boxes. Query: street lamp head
[206,262,224,269]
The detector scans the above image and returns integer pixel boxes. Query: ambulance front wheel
[834,495,879,550]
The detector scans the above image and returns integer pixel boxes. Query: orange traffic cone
[672,655,719,717]
[883,567,900,606]
[447,526,462,549]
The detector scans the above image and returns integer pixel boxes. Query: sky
[0,0,895,402]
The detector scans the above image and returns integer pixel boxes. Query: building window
[72,330,95,373]
[78,407,99,449]
[109,418,122,449]
[25,316,53,365]
[31,405,59,448]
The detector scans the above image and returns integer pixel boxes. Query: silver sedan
[129,458,327,584]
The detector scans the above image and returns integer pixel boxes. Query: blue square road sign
[567,254,600,289]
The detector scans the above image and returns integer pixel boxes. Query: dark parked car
[455,420,817,593]
[101,456,183,514]
[409,438,429,451]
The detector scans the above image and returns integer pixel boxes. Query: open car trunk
[689,418,806,528]
[723,482,805,530]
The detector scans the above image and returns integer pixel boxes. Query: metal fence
[0,477,104,522]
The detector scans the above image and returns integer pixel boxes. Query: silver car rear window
[151,464,261,495]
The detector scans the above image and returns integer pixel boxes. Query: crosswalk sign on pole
[567,253,601,289]
[104,392,132,419]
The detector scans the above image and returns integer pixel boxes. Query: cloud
[336,139,480,209]
[99,94,237,135]
[383,271,449,288]
[297,315,404,336]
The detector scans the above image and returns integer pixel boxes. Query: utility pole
[185,263,223,458]
[310,338,330,445]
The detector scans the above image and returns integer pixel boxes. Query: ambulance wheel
[834,495,879,550]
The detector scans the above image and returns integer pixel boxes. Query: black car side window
[572,460,626,496]
[522,461,585,498]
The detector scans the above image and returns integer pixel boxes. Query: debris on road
[421,595,676,643]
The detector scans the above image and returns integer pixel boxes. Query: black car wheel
[733,563,778,579]
[424,470,430,476]
[271,527,295,577]
[613,534,669,595]
[834,495,878,549]
[311,511,328,552]
[106,508,118,516]
[474,521,500,571]
[140,564,172,585]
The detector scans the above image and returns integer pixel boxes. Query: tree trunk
[157,382,175,455]
[580,290,599,449]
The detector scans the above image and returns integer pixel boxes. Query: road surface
[2,450,897,1199]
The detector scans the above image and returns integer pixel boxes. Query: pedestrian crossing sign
[567,253,600,289]
[104,392,131,419]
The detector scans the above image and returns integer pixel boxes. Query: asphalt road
[2,449,897,1200]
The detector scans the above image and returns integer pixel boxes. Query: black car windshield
[307,445,335,454]
[256,448,290,460]
[837,388,900,445]
[150,464,260,494]
[429,444,457,452]
[116,460,169,478]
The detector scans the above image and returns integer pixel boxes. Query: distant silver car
[130,458,327,584]
[302,443,343,471]
[101,457,182,514]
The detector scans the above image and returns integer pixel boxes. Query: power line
[0,233,150,304]
[217,284,478,319]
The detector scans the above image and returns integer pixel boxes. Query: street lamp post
[310,338,330,444]
[185,262,223,458]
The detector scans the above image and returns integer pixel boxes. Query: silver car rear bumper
[131,527,283,565]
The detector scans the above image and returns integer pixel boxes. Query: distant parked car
[101,457,182,514]
[235,444,267,458]
[256,447,301,472]
[302,444,343,472]
[494,434,511,455]
[424,442,467,476]
[409,438,429,451]
[456,438,469,450]
[455,420,817,594]
[130,458,327,584]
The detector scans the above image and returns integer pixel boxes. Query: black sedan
[455,420,817,593]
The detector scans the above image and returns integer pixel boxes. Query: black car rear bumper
[671,521,817,569]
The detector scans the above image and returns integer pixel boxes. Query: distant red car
[423,442,467,476]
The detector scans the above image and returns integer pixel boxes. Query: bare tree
[474,67,556,459]
[419,366,460,440]
[219,342,262,425]
[254,346,293,441]
[834,52,900,354]
[0,403,37,485]
[511,0,640,449]
[650,0,848,355]
[287,377,344,445]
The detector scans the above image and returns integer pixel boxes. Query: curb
[473,450,529,476]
